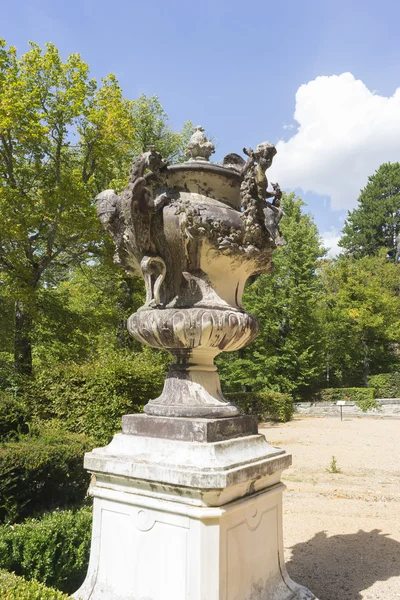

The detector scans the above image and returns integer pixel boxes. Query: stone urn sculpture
[76,128,316,600]
[96,128,284,419]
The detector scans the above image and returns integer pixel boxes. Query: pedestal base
[74,429,316,600]
[74,480,314,600]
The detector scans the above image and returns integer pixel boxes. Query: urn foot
[144,350,240,418]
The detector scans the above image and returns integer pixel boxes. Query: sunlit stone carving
[96,129,284,418]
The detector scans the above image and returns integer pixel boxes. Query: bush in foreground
[0,507,92,595]
[0,394,29,442]
[226,391,293,422]
[22,349,167,445]
[0,570,72,599]
[368,372,400,399]
[0,427,91,524]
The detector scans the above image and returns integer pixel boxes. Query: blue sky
[3,0,400,255]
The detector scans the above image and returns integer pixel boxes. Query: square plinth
[73,478,316,600]
[121,413,258,442]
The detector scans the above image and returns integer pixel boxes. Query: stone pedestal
[73,416,315,600]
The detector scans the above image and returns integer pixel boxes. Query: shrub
[368,372,400,399]
[0,507,91,595]
[326,456,341,474]
[0,395,29,442]
[22,349,166,445]
[0,570,72,599]
[0,358,23,396]
[0,428,92,524]
[226,390,293,422]
[298,388,378,412]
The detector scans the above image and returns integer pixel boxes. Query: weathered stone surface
[75,430,318,600]
[74,479,316,600]
[95,130,283,418]
[122,414,258,442]
[185,125,215,161]
[75,130,318,600]
[84,432,290,505]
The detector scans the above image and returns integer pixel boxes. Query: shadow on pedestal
[286,529,400,600]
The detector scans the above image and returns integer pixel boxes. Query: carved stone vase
[96,132,281,419]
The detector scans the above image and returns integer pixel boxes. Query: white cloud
[269,73,400,210]
[321,229,343,258]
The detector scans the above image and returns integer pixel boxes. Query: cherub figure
[242,142,277,201]
[263,183,285,246]
[241,143,284,246]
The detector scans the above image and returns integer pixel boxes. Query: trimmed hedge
[226,391,293,422]
[368,373,400,399]
[0,395,28,442]
[22,349,166,445]
[0,570,72,599]
[298,387,378,412]
[0,428,91,524]
[0,507,91,595]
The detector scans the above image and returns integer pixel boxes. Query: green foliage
[0,428,91,524]
[368,372,400,398]
[0,358,22,396]
[340,162,400,260]
[219,193,326,394]
[0,570,72,599]
[31,262,146,367]
[299,387,378,412]
[22,348,167,445]
[131,95,193,165]
[0,394,28,441]
[318,252,400,386]
[0,39,120,299]
[0,507,91,594]
[226,391,293,422]
[326,456,341,474]
[0,39,192,375]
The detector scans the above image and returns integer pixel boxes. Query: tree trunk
[14,299,33,376]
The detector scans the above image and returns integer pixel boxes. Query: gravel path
[259,416,400,600]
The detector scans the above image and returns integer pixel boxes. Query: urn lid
[161,126,242,209]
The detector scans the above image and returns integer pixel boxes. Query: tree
[218,194,326,394]
[30,258,146,367]
[340,162,400,260]
[0,39,192,375]
[318,252,400,386]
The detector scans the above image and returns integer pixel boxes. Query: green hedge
[0,570,72,599]
[226,391,293,422]
[0,507,91,595]
[298,387,378,412]
[0,428,91,524]
[0,395,29,442]
[368,373,400,399]
[0,358,23,396]
[22,349,166,445]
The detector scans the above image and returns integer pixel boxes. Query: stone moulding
[121,414,258,442]
[83,431,291,505]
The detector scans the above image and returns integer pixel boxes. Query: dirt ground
[259,416,400,600]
